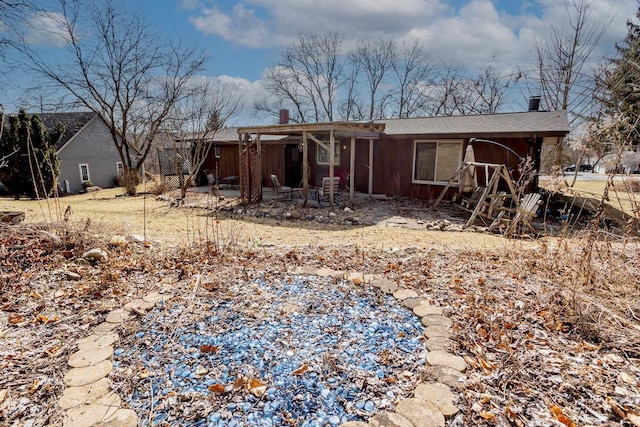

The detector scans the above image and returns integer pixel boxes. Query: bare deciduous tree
[531,0,610,170]
[15,0,207,195]
[165,80,241,199]
[391,39,435,118]
[256,33,344,123]
[354,38,397,120]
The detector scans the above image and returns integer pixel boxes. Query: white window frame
[116,161,124,177]
[79,163,91,183]
[316,141,340,165]
[214,145,221,159]
[411,139,463,185]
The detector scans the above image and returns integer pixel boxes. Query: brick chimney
[279,109,289,124]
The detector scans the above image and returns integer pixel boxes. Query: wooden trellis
[432,161,519,227]
[239,133,262,204]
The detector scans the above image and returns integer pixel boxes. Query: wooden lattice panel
[240,145,249,202]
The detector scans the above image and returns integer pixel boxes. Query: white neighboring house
[600,150,640,175]
[40,112,123,194]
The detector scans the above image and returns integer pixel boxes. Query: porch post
[368,138,374,197]
[329,129,335,206]
[302,131,309,206]
[256,133,262,202]
[349,136,355,202]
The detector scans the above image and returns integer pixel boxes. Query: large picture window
[412,140,462,184]
[317,142,340,165]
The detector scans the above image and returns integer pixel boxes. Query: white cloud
[25,11,71,48]
[188,0,636,71]
[190,3,273,48]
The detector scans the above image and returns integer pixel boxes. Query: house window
[317,142,340,165]
[116,162,124,177]
[79,163,91,183]
[412,140,462,184]
[214,145,220,158]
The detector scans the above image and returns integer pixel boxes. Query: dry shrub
[148,177,169,195]
[117,171,141,195]
[524,236,640,356]
[613,178,640,193]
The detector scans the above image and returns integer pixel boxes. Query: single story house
[41,112,122,194]
[200,109,569,202]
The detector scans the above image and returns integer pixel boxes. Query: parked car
[564,164,592,172]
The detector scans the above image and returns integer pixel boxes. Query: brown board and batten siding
[201,110,569,201]
[372,111,569,199]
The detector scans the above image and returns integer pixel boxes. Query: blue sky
[2,0,638,125]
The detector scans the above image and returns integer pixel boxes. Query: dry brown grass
[0,187,513,250]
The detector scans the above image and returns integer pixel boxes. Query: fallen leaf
[382,377,397,384]
[233,377,247,391]
[247,377,267,397]
[8,314,24,324]
[505,406,523,427]
[479,411,497,423]
[478,356,495,373]
[291,364,309,375]
[28,379,40,394]
[200,345,220,354]
[29,291,42,299]
[208,384,226,394]
[549,405,576,427]
[0,389,7,405]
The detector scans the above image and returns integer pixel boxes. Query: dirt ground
[1,188,640,426]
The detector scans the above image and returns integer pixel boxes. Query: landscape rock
[95,408,139,427]
[125,235,145,243]
[68,346,113,368]
[421,315,453,328]
[425,336,453,351]
[123,299,155,312]
[92,322,120,335]
[413,304,443,316]
[82,248,108,262]
[339,422,367,427]
[414,382,459,416]
[370,278,394,289]
[426,350,467,372]
[426,365,467,390]
[393,289,419,300]
[105,309,132,324]
[64,392,121,427]
[423,325,450,338]
[77,333,118,351]
[64,360,113,387]
[58,378,110,409]
[395,398,445,427]
[142,292,165,304]
[368,411,414,427]
[402,297,427,309]
[380,281,399,294]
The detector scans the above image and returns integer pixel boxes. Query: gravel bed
[111,275,426,426]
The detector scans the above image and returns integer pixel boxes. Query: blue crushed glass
[115,276,425,426]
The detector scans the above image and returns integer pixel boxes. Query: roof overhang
[237,121,385,138]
